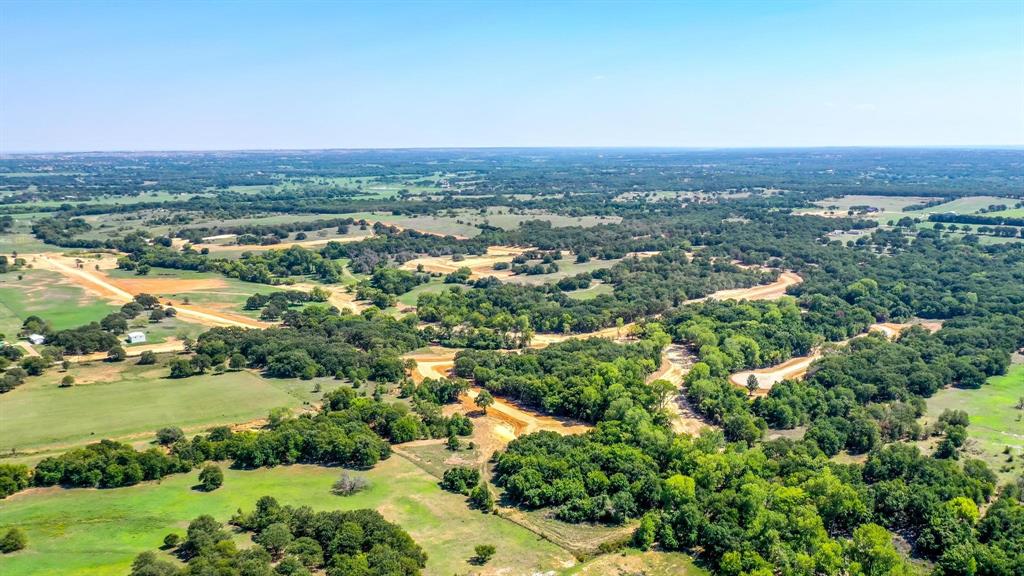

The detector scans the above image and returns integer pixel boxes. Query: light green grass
[916,195,1018,215]
[504,256,629,286]
[565,282,614,300]
[563,549,709,576]
[397,279,449,306]
[922,363,1024,482]
[0,458,572,576]
[0,269,119,337]
[983,207,1024,218]
[0,362,339,455]
[452,207,621,230]
[806,195,933,221]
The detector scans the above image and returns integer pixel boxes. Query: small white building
[27,334,45,345]
[126,331,147,344]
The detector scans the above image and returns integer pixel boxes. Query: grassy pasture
[451,207,621,230]
[396,278,449,306]
[922,363,1024,482]
[0,268,119,337]
[565,282,614,300]
[802,195,933,221]
[916,195,1018,215]
[0,361,341,459]
[0,458,572,576]
[503,256,629,286]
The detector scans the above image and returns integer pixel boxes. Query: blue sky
[1,1,1022,151]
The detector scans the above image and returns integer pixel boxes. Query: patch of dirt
[690,271,803,303]
[400,245,529,279]
[114,277,227,295]
[66,338,187,363]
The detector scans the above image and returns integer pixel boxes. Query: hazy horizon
[2,1,1023,152]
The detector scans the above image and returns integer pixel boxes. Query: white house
[27,334,45,345]
[127,331,147,344]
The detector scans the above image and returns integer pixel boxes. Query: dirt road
[528,270,804,349]
[65,338,186,363]
[729,320,943,394]
[33,253,266,330]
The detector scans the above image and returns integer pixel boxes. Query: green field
[916,195,1019,215]
[565,282,614,300]
[0,268,119,338]
[804,195,933,221]
[451,207,621,230]
[0,458,573,576]
[922,363,1024,481]
[0,360,342,459]
[505,255,635,286]
[396,278,449,307]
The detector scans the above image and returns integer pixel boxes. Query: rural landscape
[0,148,1020,576]
[2,1,1023,575]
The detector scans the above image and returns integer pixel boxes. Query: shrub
[197,464,223,491]
[0,527,26,553]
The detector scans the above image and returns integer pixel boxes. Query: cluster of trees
[453,328,668,422]
[665,295,875,376]
[0,254,25,274]
[131,497,426,576]
[32,439,188,489]
[175,216,368,244]
[929,211,1024,229]
[244,287,329,321]
[30,216,105,248]
[321,226,490,274]
[416,251,773,348]
[181,306,422,382]
[120,244,345,284]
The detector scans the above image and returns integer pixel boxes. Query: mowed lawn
[923,363,1024,481]
[0,268,119,337]
[0,362,311,456]
[0,458,572,576]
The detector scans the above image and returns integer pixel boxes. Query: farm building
[126,331,147,344]
[27,334,45,345]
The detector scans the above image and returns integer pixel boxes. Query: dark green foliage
[0,527,26,554]
[440,466,480,495]
[0,464,30,498]
[32,439,187,489]
[454,333,666,423]
[197,464,223,491]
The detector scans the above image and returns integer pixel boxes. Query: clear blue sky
[1,1,1022,151]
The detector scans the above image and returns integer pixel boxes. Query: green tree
[474,390,494,414]
[0,527,26,553]
[197,464,223,492]
[849,523,912,576]
[107,345,126,362]
[469,481,495,512]
[254,522,292,558]
[473,544,496,565]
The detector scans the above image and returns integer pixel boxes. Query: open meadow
[922,363,1024,481]
[0,458,574,576]
[0,359,343,463]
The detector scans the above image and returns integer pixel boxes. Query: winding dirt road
[729,320,943,394]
